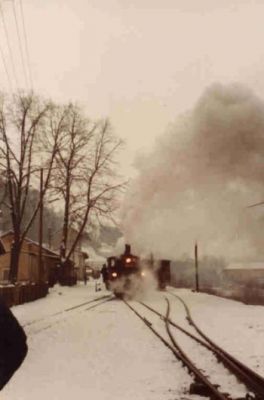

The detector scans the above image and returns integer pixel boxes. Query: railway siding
[167,288,264,375]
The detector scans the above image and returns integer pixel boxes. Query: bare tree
[48,104,95,263]
[51,105,124,269]
[0,93,62,283]
[65,119,124,262]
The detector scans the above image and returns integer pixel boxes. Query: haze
[1,0,264,176]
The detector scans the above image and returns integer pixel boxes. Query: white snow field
[1,282,264,400]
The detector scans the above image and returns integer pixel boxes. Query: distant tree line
[0,184,61,243]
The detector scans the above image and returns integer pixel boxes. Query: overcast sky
[1,0,264,176]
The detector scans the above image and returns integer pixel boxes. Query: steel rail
[27,297,113,336]
[65,295,113,312]
[140,298,263,397]
[123,299,181,357]
[124,299,230,400]
[168,290,264,398]
[139,300,217,349]
[164,298,234,400]
[23,294,113,327]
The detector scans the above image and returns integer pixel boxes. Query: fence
[0,282,49,307]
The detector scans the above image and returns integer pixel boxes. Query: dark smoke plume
[122,83,264,261]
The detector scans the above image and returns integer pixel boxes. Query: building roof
[0,229,14,239]
[225,262,264,271]
[0,230,59,258]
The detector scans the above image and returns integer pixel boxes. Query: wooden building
[0,231,61,286]
[50,227,84,277]
[47,226,107,282]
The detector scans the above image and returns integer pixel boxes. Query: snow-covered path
[1,283,189,400]
[2,283,264,399]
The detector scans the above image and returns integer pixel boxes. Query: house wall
[1,234,32,254]
[224,269,264,285]
[0,250,39,282]
[1,234,13,250]
[0,253,11,280]
[0,232,60,284]
[18,251,31,281]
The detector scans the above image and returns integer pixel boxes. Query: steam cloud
[109,268,157,301]
[122,83,264,261]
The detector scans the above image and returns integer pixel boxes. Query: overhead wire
[18,0,33,91]
[247,201,264,209]
[12,0,29,90]
[0,0,33,94]
[0,41,13,93]
[0,0,19,90]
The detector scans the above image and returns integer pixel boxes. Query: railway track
[24,294,113,335]
[166,290,264,399]
[23,294,112,327]
[124,297,261,400]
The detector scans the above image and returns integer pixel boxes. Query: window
[3,269,9,281]
[0,240,5,255]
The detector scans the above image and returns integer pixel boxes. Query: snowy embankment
[135,287,264,399]
[171,288,264,374]
[1,283,264,400]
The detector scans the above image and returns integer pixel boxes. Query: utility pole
[195,242,199,292]
[0,209,3,235]
[149,252,154,269]
[48,227,52,249]
[38,168,43,283]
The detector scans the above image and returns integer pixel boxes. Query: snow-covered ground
[2,282,264,399]
[169,288,264,374]
[131,288,264,399]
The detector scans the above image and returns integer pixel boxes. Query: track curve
[168,290,264,399]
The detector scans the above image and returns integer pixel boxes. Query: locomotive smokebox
[124,244,131,255]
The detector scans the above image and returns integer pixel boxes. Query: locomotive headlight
[112,272,117,278]
[125,257,132,263]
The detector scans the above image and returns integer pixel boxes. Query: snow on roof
[0,229,13,238]
[99,242,113,251]
[82,245,105,262]
[97,242,114,257]
[225,262,264,270]
[0,230,59,257]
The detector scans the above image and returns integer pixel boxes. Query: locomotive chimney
[124,244,131,255]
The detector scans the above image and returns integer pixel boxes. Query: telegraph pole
[38,168,43,283]
[0,209,3,235]
[48,227,52,249]
[195,242,199,292]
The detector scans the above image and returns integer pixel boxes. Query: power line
[247,201,264,209]
[18,0,33,91]
[12,0,29,90]
[0,1,19,89]
[0,40,13,93]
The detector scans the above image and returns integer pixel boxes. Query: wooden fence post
[195,242,199,292]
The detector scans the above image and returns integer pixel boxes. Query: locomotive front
[106,244,144,298]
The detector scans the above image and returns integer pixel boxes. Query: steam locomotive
[104,244,171,298]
